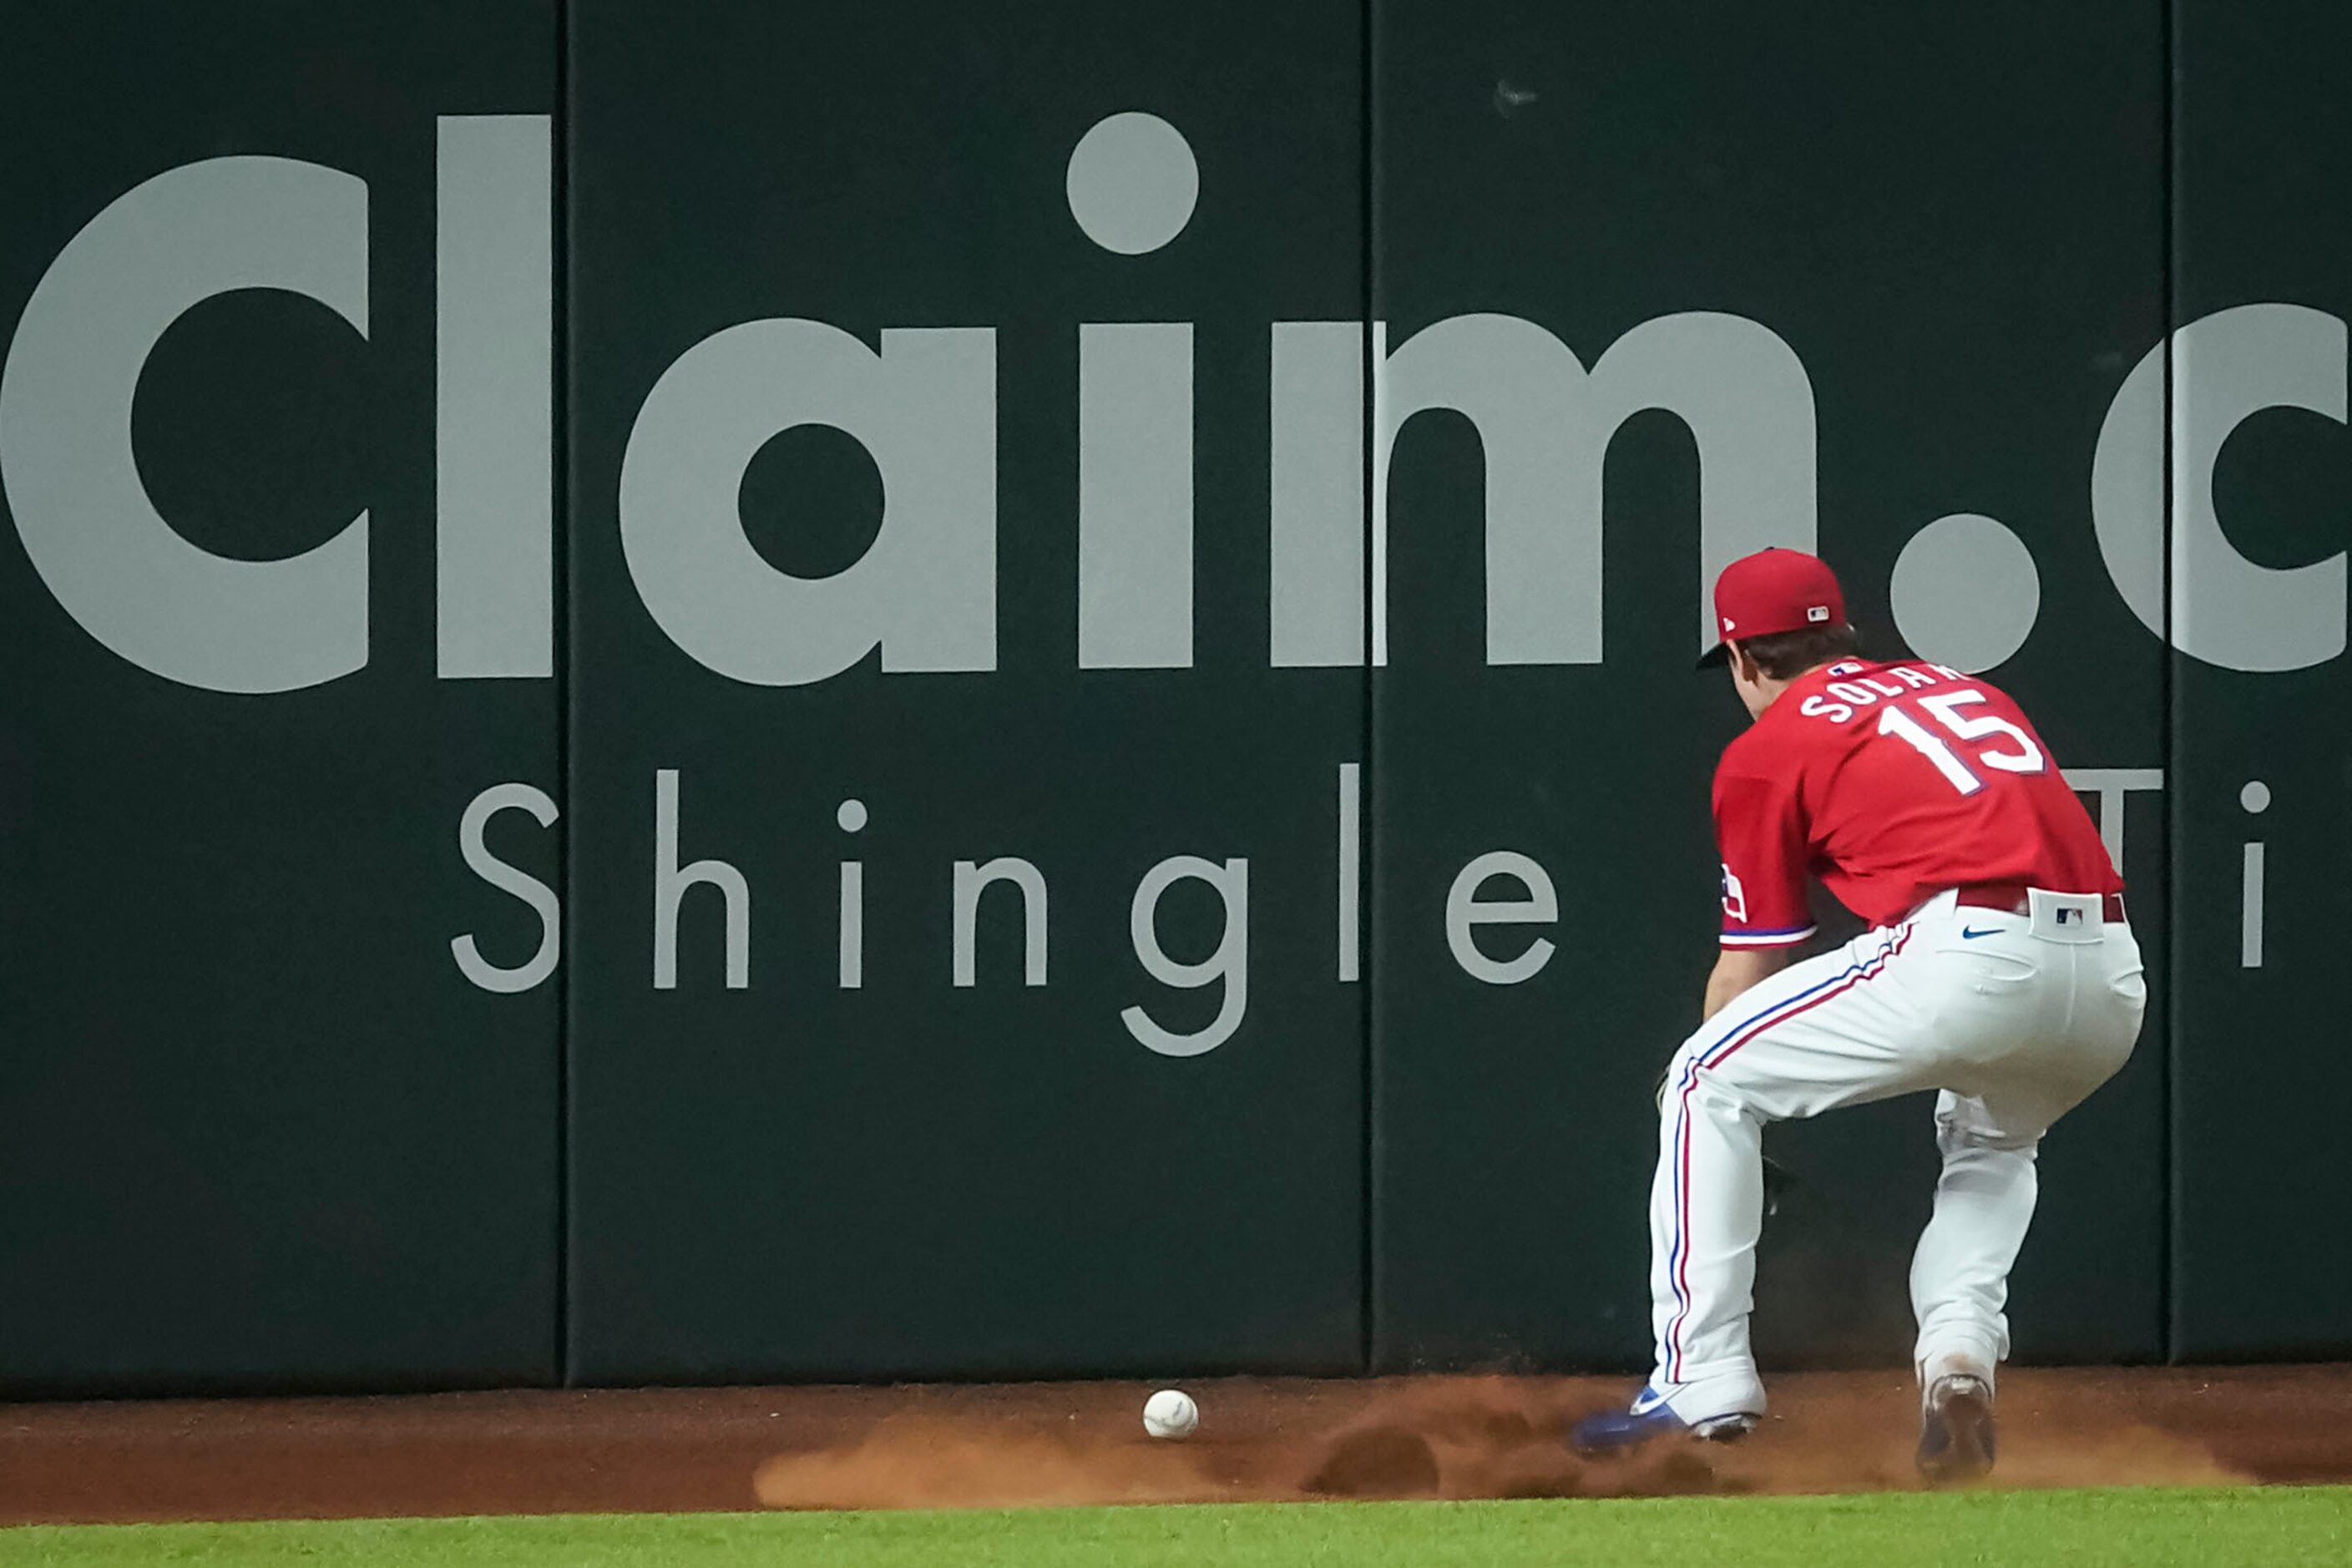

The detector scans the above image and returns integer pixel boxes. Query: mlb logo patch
[2057,908,2079,925]
[1806,604,1830,623]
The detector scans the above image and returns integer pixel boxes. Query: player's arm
[1702,946,1794,1021]
[1707,761,1813,1017]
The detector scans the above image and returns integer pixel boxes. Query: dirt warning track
[2,1365,2346,1525]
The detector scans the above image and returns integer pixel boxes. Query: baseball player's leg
[1909,925,2145,1383]
[1645,1061,1769,1419]
[1909,1090,2037,1384]
[1646,923,1937,1421]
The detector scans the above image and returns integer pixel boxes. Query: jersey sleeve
[1712,754,1815,948]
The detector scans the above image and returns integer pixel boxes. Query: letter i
[838,799,867,989]
[2239,781,2269,969]
[1068,113,1200,670]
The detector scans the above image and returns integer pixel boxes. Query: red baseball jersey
[1714,659,2122,946]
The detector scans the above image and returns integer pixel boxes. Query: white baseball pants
[1646,889,2147,1423]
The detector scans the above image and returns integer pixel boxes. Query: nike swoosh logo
[1960,927,2000,940]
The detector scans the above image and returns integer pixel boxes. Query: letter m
[1270,311,1818,666]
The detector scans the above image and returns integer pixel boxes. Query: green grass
[8,1488,2351,1567]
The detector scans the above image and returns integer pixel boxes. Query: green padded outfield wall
[2168,0,2352,1359]
[562,0,1371,1381]
[0,0,2346,1397]
[0,2,560,1392]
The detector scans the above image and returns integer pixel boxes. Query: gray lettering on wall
[618,321,997,687]
[2094,301,2349,672]
[0,156,370,692]
[1268,310,1818,668]
[437,115,554,680]
[1079,321,1193,669]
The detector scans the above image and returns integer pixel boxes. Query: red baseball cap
[1698,548,1848,668]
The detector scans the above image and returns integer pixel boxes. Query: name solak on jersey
[0,114,2335,1043]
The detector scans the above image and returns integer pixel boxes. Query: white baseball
[1142,1388,1199,1439]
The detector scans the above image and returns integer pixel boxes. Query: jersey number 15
[1876,690,2046,797]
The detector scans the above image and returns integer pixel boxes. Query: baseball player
[1569,548,2146,1482]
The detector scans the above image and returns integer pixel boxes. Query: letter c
[0,156,370,693]
[2094,302,2347,672]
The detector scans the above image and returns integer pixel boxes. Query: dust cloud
[753,1373,2248,1511]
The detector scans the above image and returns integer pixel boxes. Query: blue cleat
[1915,1373,1995,1484]
[1569,1387,1758,1456]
